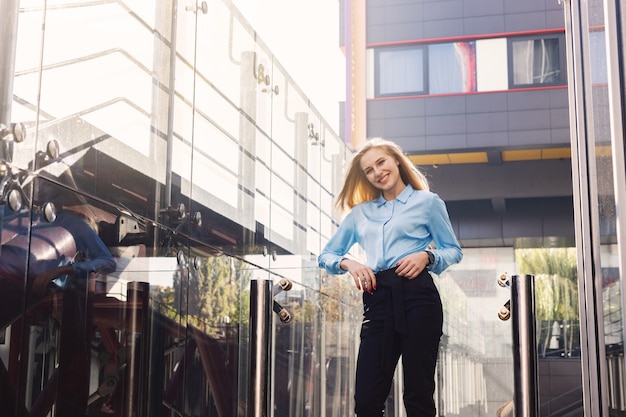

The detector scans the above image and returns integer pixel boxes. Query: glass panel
[585,0,624,411]
[589,30,608,85]
[476,38,509,92]
[3,0,358,416]
[567,0,624,412]
[428,42,477,94]
[432,248,517,417]
[511,37,562,86]
[377,46,426,96]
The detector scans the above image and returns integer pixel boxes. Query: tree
[516,248,579,357]
[153,254,251,338]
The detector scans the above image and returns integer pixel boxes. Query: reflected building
[0,1,357,416]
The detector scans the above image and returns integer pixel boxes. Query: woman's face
[360,147,405,200]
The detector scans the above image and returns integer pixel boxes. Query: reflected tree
[153,255,251,338]
[516,248,579,357]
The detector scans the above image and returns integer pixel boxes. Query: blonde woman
[318,138,462,417]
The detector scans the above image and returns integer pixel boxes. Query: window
[375,45,426,97]
[371,33,566,98]
[509,36,565,88]
[428,41,476,94]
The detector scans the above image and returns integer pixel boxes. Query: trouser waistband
[374,267,406,335]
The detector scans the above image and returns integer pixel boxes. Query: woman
[318,137,462,417]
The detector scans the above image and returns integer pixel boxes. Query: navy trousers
[354,268,443,417]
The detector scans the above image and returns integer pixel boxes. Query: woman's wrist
[339,258,350,271]
[425,250,435,266]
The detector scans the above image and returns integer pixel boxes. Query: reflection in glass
[429,42,477,94]
[511,37,562,86]
[377,46,426,96]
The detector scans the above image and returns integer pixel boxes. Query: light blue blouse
[318,184,462,275]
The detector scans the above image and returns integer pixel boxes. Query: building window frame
[507,34,567,89]
[374,44,428,97]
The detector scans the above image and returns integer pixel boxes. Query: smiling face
[360,147,406,200]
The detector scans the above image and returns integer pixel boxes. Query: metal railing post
[0,0,19,123]
[248,279,273,417]
[511,274,540,417]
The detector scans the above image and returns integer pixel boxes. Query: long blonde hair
[335,137,429,211]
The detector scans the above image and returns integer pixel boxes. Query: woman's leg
[354,321,401,417]
[354,285,402,417]
[401,302,443,417]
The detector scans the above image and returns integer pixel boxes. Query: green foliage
[516,248,580,356]
[319,273,360,322]
[516,247,578,321]
[517,248,577,281]
[152,255,251,337]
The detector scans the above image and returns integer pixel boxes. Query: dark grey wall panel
[421,159,573,201]
[464,16,506,35]
[467,132,507,148]
[363,0,564,42]
[507,90,553,111]
[508,129,552,146]
[367,88,569,153]
[425,96,467,115]
[426,114,467,135]
[423,1,465,20]
[504,0,552,14]
[385,3,425,22]
[466,93,509,113]
[546,9,566,27]
[467,112,509,133]
[508,110,551,131]
[463,0,505,17]
[424,19,466,39]
[384,99,426,117]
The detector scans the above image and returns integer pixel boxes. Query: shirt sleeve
[318,212,358,275]
[427,194,463,275]
[67,215,117,276]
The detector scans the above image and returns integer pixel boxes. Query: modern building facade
[342,0,626,416]
[1,1,625,417]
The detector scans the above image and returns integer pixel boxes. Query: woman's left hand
[395,252,430,279]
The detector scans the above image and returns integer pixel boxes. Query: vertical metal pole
[0,0,20,163]
[248,279,273,417]
[164,0,177,209]
[0,0,19,124]
[511,274,540,417]
[124,281,150,417]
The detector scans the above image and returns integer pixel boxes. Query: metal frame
[602,0,626,410]
[563,1,610,416]
[511,274,539,417]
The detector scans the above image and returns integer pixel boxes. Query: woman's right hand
[340,259,376,293]
[32,264,73,296]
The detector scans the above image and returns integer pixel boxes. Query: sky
[232,0,346,131]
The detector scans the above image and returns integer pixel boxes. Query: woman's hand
[395,252,430,279]
[341,259,376,293]
[32,264,74,296]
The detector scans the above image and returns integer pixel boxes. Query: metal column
[511,274,540,417]
[248,279,273,417]
[0,0,19,123]
[0,0,21,163]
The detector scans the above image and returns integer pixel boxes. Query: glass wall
[0,1,359,416]
[564,0,626,415]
